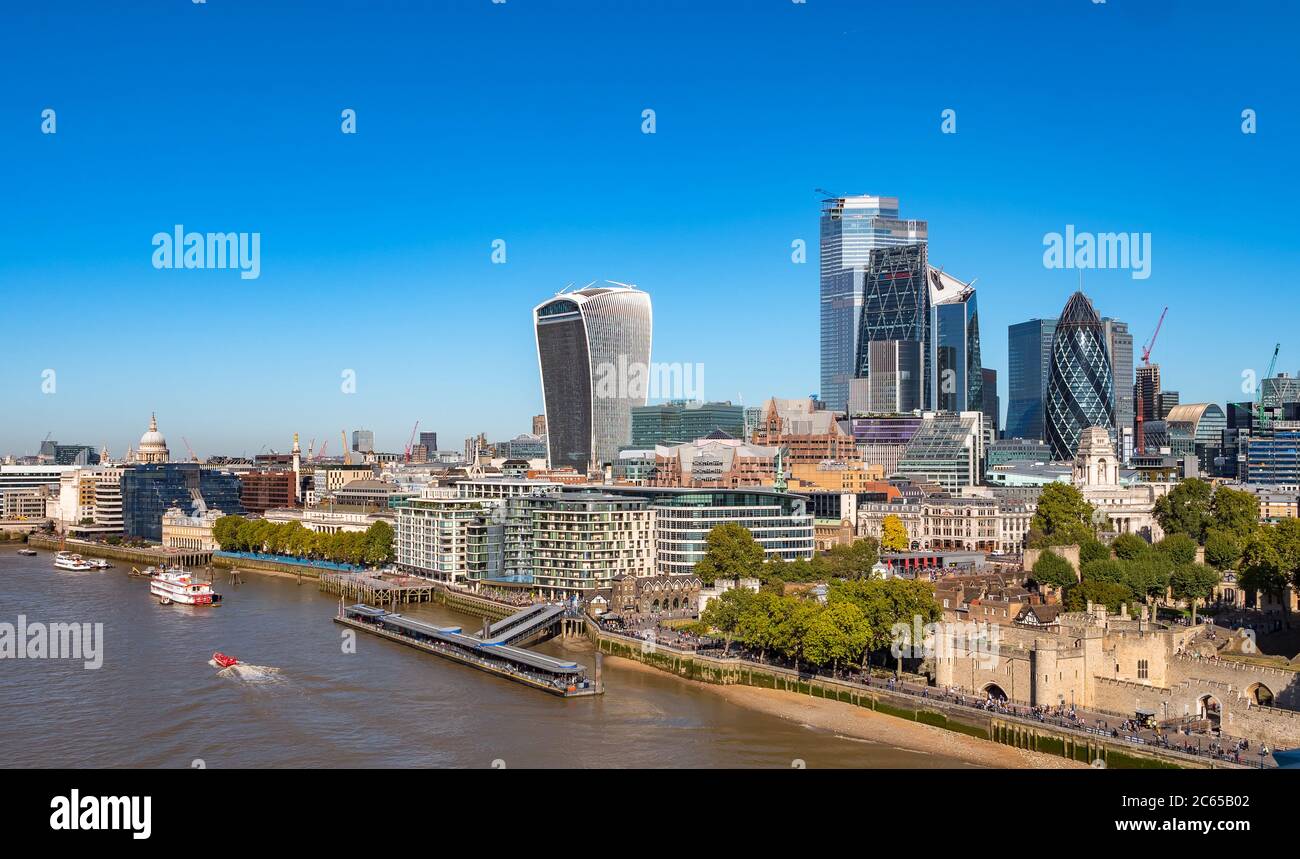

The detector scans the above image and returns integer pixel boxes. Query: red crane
[1135,306,1169,455]
[404,420,420,463]
[1140,306,1168,366]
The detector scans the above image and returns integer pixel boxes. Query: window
[1137,659,1149,680]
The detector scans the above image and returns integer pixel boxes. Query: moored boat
[88,558,112,570]
[17,548,37,556]
[212,652,238,669]
[54,551,94,571]
[150,568,223,606]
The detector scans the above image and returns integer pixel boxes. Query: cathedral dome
[137,413,170,463]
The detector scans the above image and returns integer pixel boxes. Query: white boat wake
[209,660,283,683]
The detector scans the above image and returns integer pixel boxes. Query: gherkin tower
[1045,291,1115,461]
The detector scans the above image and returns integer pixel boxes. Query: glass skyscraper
[1006,318,1058,441]
[1103,317,1134,460]
[928,268,983,415]
[854,243,931,410]
[1045,292,1116,461]
[534,282,653,471]
[819,195,927,411]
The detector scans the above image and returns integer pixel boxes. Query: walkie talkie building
[1045,291,1116,461]
[534,283,653,472]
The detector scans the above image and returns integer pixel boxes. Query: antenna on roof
[605,280,636,289]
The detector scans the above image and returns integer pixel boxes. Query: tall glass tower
[534,283,653,471]
[1102,318,1134,461]
[1045,292,1116,461]
[854,243,931,410]
[819,195,927,411]
[1006,318,1058,441]
[928,267,983,414]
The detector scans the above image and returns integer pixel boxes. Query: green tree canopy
[1170,562,1221,624]
[693,523,765,585]
[1030,550,1076,589]
[1111,532,1151,562]
[1210,486,1260,542]
[1064,579,1136,614]
[1156,533,1198,566]
[1153,478,1214,543]
[1030,483,1096,546]
[1078,537,1112,567]
[1204,528,1243,572]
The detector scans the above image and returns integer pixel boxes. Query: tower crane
[405,420,420,463]
[341,430,352,465]
[182,436,199,463]
[1135,306,1168,456]
[1255,343,1282,428]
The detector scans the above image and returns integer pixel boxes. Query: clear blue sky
[2,0,1297,458]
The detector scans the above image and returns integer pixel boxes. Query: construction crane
[814,187,842,200]
[306,437,316,460]
[404,420,420,463]
[181,436,199,463]
[1139,306,1168,365]
[1255,343,1282,428]
[315,438,329,461]
[341,430,352,465]
[1135,306,1169,456]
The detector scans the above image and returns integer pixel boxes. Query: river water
[0,546,971,768]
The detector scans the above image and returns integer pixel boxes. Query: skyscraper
[981,368,1000,438]
[855,243,930,409]
[1103,318,1134,461]
[419,431,438,453]
[534,282,653,471]
[928,267,983,415]
[819,194,927,412]
[351,430,375,454]
[1006,318,1058,441]
[1045,292,1116,461]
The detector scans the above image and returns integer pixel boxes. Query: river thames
[0,545,974,768]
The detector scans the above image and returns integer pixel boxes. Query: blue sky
[2,0,1297,458]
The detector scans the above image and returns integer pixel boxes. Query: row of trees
[693,522,885,586]
[212,516,395,566]
[700,577,941,674]
[1032,533,1220,621]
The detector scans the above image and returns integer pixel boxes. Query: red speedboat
[212,652,238,669]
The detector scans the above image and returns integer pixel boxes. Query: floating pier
[319,571,437,605]
[335,603,602,697]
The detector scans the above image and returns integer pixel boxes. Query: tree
[1030,483,1095,545]
[1064,579,1135,613]
[880,516,909,553]
[1030,550,1076,589]
[1210,486,1260,542]
[364,521,395,565]
[1239,531,1286,603]
[1080,558,1125,584]
[829,578,940,674]
[803,601,870,673]
[1153,478,1214,544]
[213,515,243,551]
[1123,551,1173,603]
[1079,537,1111,567]
[1170,563,1220,625]
[693,523,765,585]
[818,537,880,579]
[700,588,752,651]
[1204,528,1243,572]
[1156,533,1198,566]
[1111,532,1150,562]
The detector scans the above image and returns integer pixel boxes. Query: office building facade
[855,243,931,410]
[120,464,244,542]
[819,194,927,411]
[1045,292,1116,461]
[534,283,653,471]
[1007,318,1058,441]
